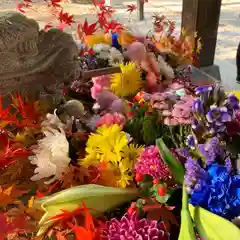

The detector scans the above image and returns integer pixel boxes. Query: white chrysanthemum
[30,128,71,184]
[41,109,66,130]
[157,55,174,80]
[109,47,124,66]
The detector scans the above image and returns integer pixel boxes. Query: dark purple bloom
[101,213,169,240]
[186,135,197,149]
[189,163,240,220]
[192,98,204,115]
[191,118,200,131]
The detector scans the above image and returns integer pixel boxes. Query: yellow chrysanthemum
[80,124,143,188]
[111,62,142,97]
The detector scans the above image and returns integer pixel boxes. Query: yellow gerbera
[111,62,142,97]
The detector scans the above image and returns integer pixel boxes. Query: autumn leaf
[58,10,74,26]
[11,93,41,128]
[145,204,179,231]
[77,19,98,39]
[50,0,62,8]
[0,185,28,208]
[104,20,123,33]
[127,4,137,13]
[0,213,28,239]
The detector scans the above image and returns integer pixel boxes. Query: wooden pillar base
[181,0,222,67]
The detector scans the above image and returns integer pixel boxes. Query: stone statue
[0,12,80,97]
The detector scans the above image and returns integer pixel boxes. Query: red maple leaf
[50,0,62,8]
[127,4,137,13]
[11,94,41,128]
[104,20,123,33]
[0,96,17,127]
[58,10,74,26]
[0,131,32,169]
[77,19,98,37]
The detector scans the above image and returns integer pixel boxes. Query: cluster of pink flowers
[96,113,126,128]
[143,85,194,125]
[91,75,110,99]
[134,145,170,180]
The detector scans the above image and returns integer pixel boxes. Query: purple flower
[227,94,240,110]
[195,86,213,95]
[206,106,231,123]
[186,135,197,149]
[191,119,200,130]
[198,137,224,165]
[184,157,209,194]
[225,157,232,173]
[101,213,169,240]
[134,146,170,180]
[192,98,204,115]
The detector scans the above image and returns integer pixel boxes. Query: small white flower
[108,47,124,66]
[30,127,71,184]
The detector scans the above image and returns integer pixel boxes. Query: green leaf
[178,186,196,240]
[189,204,240,240]
[34,184,138,236]
[156,138,185,184]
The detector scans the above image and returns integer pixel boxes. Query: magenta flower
[101,213,169,240]
[134,145,170,180]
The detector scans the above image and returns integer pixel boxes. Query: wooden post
[137,0,144,21]
[181,0,222,68]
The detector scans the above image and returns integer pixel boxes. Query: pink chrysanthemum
[134,145,170,180]
[101,213,169,240]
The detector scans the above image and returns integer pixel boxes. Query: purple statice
[184,157,209,194]
[101,213,169,240]
[134,145,170,180]
[186,135,197,149]
[198,137,224,166]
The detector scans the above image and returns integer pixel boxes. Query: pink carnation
[134,145,170,180]
[91,75,110,99]
[96,113,126,128]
